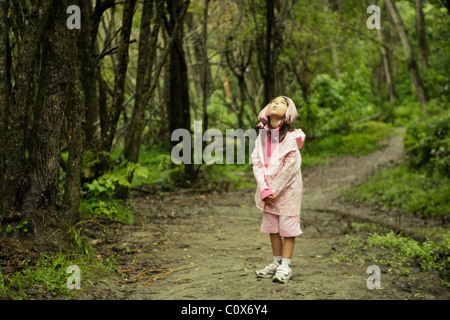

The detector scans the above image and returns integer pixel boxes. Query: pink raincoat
[251,127,305,216]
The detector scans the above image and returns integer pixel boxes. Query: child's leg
[282,236,295,259]
[270,233,282,257]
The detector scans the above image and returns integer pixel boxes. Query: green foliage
[404,113,450,177]
[302,121,396,168]
[345,163,449,218]
[0,251,118,299]
[79,159,148,224]
[367,231,449,278]
[331,228,450,284]
[202,163,254,191]
[129,144,187,190]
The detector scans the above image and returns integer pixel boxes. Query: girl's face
[268,96,288,120]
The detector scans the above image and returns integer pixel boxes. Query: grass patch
[201,163,254,191]
[302,121,397,169]
[343,163,450,218]
[330,223,450,285]
[0,250,118,299]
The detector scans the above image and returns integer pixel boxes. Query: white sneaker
[255,262,280,278]
[272,266,291,283]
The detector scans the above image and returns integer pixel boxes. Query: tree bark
[166,0,193,182]
[0,0,9,217]
[78,0,99,149]
[60,35,86,226]
[385,0,428,116]
[3,0,54,215]
[21,0,74,232]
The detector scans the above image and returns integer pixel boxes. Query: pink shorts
[260,212,302,237]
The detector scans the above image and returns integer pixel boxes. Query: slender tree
[116,0,190,199]
[385,0,428,116]
[415,0,428,69]
[166,0,193,181]
[100,0,137,152]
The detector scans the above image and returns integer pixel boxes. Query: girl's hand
[264,194,277,206]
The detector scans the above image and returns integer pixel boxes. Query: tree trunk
[3,0,54,215]
[385,0,428,116]
[78,0,99,149]
[116,0,190,199]
[21,0,73,233]
[0,0,9,217]
[100,0,137,152]
[263,0,275,103]
[415,0,428,69]
[376,23,396,104]
[167,0,193,182]
[60,35,86,226]
[201,0,211,134]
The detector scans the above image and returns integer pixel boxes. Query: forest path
[83,127,449,300]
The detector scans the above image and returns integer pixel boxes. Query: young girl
[251,96,305,283]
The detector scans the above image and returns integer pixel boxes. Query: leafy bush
[404,113,450,177]
[344,163,449,218]
[302,121,396,168]
[202,163,254,191]
[79,161,148,224]
[367,231,449,278]
[1,251,118,299]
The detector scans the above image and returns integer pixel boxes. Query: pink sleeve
[270,148,301,197]
[290,129,306,149]
[260,188,273,200]
[251,134,269,191]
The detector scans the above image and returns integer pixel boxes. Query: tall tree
[20,0,80,232]
[385,0,428,116]
[375,0,396,105]
[100,0,137,152]
[60,42,86,226]
[415,0,428,69]
[225,37,253,128]
[77,0,115,149]
[116,0,190,199]
[166,0,193,181]
[2,0,54,216]
[0,0,9,216]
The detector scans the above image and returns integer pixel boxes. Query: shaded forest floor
[75,127,449,300]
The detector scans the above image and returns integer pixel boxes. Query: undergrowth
[0,250,118,299]
[329,222,450,287]
[343,163,449,218]
[301,121,396,169]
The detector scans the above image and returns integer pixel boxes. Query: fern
[80,161,148,224]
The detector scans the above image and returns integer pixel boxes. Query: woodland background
[0,0,448,299]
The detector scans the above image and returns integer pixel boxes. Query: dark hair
[258,96,297,145]
[267,116,295,143]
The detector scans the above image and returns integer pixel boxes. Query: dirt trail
[81,128,449,300]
